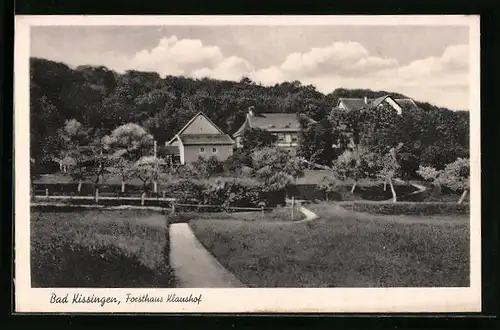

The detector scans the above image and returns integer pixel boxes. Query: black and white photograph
[15,15,481,313]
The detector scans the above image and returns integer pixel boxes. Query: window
[278,134,285,142]
[291,135,298,142]
[200,147,205,153]
[212,147,217,153]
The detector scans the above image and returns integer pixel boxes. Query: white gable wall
[182,114,222,135]
[178,137,185,165]
[383,97,403,115]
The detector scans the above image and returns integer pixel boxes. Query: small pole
[95,188,99,203]
[261,205,264,218]
[154,140,157,158]
[141,192,146,206]
[171,202,176,214]
[162,191,166,199]
[291,196,295,220]
[45,188,49,199]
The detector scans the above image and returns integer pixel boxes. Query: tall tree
[251,147,305,192]
[102,123,154,161]
[434,158,470,204]
[377,143,404,202]
[333,145,379,193]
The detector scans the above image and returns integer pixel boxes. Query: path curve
[169,223,246,288]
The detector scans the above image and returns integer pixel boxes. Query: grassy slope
[31,209,176,287]
[168,207,303,224]
[190,204,469,287]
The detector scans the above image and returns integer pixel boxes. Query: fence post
[171,202,176,214]
[291,196,295,220]
[261,206,264,218]
[45,188,49,200]
[162,191,166,199]
[141,192,146,206]
[95,188,99,203]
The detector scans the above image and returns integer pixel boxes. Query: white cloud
[278,41,399,77]
[192,56,254,81]
[248,42,470,109]
[130,36,226,75]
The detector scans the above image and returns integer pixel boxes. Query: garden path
[169,223,246,288]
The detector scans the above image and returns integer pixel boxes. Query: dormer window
[269,124,275,128]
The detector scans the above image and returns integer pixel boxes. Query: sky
[31,25,470,110]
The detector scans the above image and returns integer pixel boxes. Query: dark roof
[395,98,419,110]
[178,134,234,145]
[370,95,389,108]
[157,145,180,155]
[234,112,300,137]
[338,98,371,111]
[338,96,417,111]
[250,113,300,131]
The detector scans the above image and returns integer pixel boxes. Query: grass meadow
[189,203,469,288]
[167,206,304,224]
[31,208,176,287]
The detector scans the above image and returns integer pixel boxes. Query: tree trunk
[383,181,387,191]
[121,180,126,193]
[77,180,82,193]
[325,192,329,202]
[389,178,397,203]
[458,189,468,204]
[350,182,357,194]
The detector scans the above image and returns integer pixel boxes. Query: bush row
[338,201,470,216]
[169,177,285,208]
[34,178,287,209]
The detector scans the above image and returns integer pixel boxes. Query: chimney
[364,96,368,104]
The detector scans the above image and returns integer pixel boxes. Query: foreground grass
[190,203,469,287]
[31,208,176,287]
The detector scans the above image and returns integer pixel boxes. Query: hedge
[338,201,470,216]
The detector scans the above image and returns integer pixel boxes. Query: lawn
[31,208,176,287]
[189,203,469,287]
[167,206,304,224]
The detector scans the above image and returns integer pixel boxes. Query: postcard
[15,14,481,313]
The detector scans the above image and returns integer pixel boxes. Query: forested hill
[30,57,468,162]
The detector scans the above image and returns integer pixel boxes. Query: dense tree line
[31,57,469,180]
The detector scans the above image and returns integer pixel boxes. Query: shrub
[192,155,225,178]
[339,201,469,216]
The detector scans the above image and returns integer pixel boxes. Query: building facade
[165,112,234,165]
[233,109,300,155]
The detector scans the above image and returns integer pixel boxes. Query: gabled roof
[395,98,419,110]
[370,95,391,108]
[337,98,371,111]
[176,111,225,136]
[337,96,417,111]
[178,134,234,145]
[167,111,227,145]
[234,112,300,137]
[233,114,252,137]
